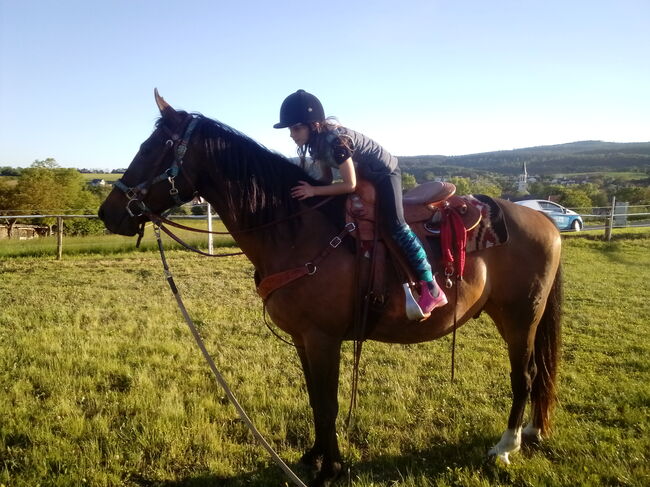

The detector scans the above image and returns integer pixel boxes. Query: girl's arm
[291,158,356,200]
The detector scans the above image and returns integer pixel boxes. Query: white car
[515,199,583,231]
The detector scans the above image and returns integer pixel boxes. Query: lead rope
[153,225,307,487]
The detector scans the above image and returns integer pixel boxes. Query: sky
[1,0,649,170]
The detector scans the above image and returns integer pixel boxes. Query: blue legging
[374,168,433,283]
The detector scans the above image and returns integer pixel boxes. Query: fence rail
[1,209,221,259]
[1,201,649,259]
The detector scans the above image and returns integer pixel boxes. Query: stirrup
[403,283,426,320]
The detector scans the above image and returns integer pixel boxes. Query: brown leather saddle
[346,179,482,245]
[341,179,483,334]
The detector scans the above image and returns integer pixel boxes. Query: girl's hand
[291,181,315,200]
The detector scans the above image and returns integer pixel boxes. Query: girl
[274,89,447,318]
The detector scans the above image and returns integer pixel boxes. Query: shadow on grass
[130,432,541,486]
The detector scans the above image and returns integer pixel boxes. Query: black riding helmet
[273,89,325,128]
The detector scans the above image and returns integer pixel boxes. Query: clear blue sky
[1,0,649,170]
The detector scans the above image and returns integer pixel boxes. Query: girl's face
[289,123,310,146]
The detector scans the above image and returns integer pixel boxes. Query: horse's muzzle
[98,200,140,236]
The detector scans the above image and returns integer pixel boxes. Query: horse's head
[99,89,201,236]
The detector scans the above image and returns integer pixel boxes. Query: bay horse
[99,92,562,486]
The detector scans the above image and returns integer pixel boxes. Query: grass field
[0,231,648,486]
[550,171,648,181]
[79,173,123,182]
[0,219,234,258]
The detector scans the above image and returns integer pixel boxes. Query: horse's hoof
[488,448,511,465]
[300,448,323,472]
[488,427,521,465]
[309,461,343,487]
[521,423,543,446]
[522,432,542,447]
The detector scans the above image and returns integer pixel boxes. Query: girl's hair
[297,117,353,170]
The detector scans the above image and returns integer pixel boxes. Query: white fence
[0,207,219,259]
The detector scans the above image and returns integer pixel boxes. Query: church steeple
[517,161,528,193]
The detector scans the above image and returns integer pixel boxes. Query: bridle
[113,115,200,218]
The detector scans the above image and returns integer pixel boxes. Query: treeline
[0,159,109,236]
[399,141,650,175]
[0,166,125,176]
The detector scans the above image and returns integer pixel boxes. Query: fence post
[604,196,616,242]
[207,203,214,255]
[56,216,63,260]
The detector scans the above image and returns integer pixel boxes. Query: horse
[99,91,562,486]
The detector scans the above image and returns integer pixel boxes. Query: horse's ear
[154,88,175,116]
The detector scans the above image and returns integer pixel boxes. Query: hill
[398,141,650,177]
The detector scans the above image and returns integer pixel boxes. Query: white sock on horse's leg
[488,426,522,464]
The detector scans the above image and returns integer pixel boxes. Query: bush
[65,218,106,236]
[191,204,207,216]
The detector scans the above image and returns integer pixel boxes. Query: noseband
[114,116,200,217]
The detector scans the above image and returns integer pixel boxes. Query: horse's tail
[531,262,563,435]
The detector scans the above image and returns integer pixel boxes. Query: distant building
[517,162,528,193]
[0,223,49,239]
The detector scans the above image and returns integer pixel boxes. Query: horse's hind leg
[488,326,537,464]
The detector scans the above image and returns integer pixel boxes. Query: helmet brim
[273,121,289,129]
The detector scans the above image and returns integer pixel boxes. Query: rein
[142,193,335,258]
[152,225,307,487]
[145,194,335,236]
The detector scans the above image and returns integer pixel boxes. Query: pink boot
[417,280,448,318]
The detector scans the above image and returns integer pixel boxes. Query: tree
[0,166,21,177]
[30,158,60,169]
[10,161,102,233]
[557,189,593,210]
[0,178,17,212]
[401,172,417,192]
[423,171,436,181]
[469,177,503,197]
[449,177,471,196]
[0,177,20,237]
[615,186,650,205]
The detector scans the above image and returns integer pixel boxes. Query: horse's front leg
[295,333,343,486]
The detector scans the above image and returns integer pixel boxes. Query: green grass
[0,233,648,486]
[80,173,123,182]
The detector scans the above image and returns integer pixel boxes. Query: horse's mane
[175,114,343,231]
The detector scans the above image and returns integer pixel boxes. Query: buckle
[126,198,146,217]
[329,236,342,248]
[305,262,317,275]
[168,176,179,196]
[345,222,356,232]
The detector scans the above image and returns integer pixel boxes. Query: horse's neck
[202,185,336,275]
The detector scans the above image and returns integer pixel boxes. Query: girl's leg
[375,171,447,316]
